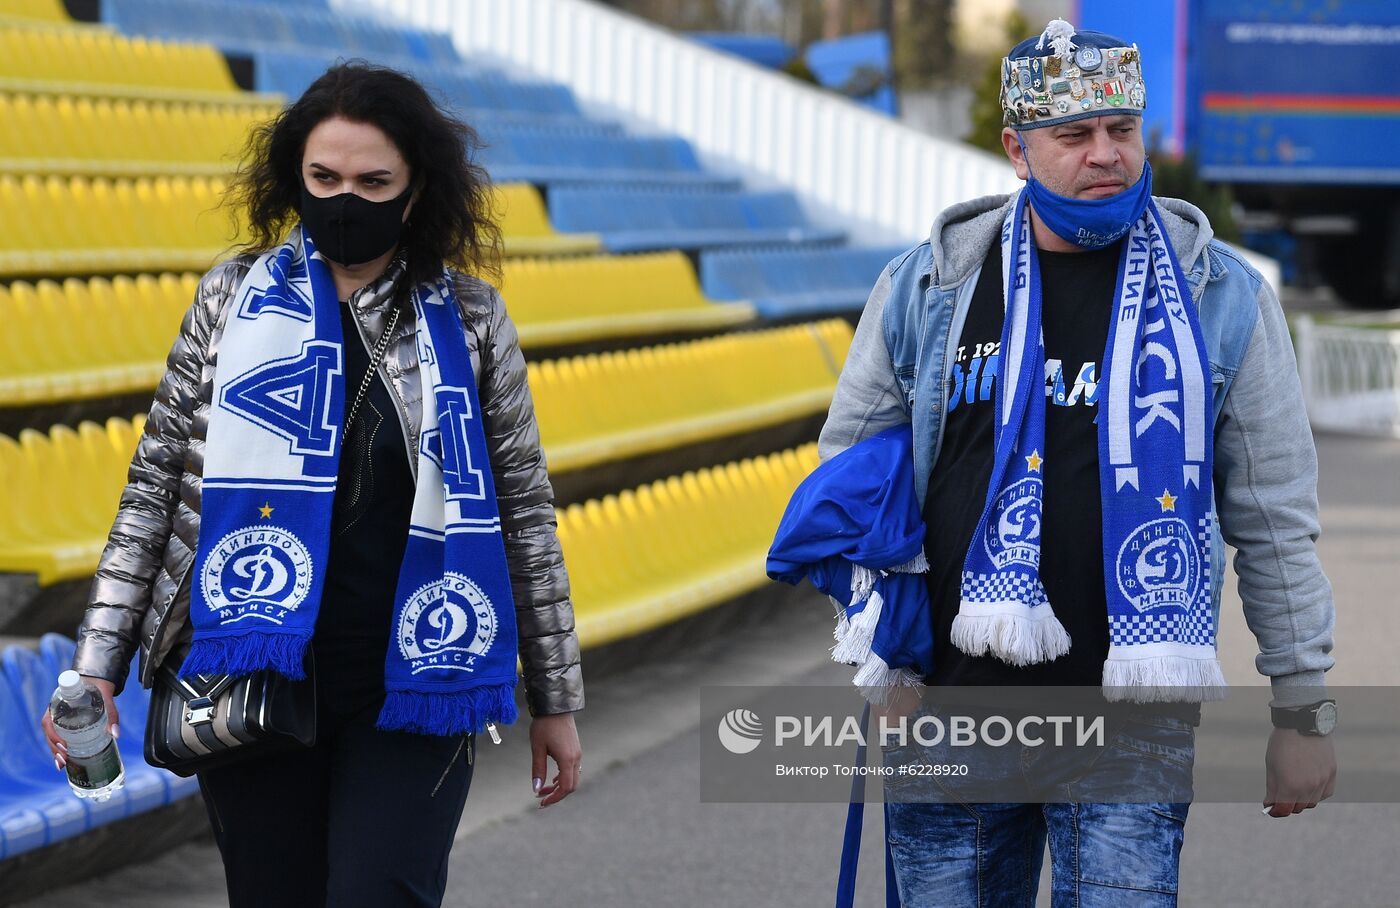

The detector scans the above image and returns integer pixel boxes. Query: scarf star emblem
[1025,450,1043,472]
[258,502,275,519]
[1156,489,1177,512]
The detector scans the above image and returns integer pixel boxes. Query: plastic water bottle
[49,670,125,801]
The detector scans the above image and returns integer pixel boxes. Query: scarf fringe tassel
[950,610,1071,666]
[1102,656,1229,703]
[831,589,884,665]
[886,552,929,574]
[852,654,924,706]
[377,683,520,736]
[177,632,309,680]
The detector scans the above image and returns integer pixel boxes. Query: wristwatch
[1270,699,1338,736]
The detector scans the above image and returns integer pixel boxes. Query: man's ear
[1002,127,1029,181]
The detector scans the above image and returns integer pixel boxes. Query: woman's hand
[529,712,582,808]
[40,676,120,771]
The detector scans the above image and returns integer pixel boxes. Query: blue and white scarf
[179,226,519,735]
[952,190,1227,702]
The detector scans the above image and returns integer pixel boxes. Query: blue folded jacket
[767,424,935,696]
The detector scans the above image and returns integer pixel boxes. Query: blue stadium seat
[104,0,298,50]
[249,50,587,122]
[0,646,91,858]
[700,245,904,318]
[37,635,175,813]
[480,128,736,188]
[547,186,845,253]
[2,647,132,830]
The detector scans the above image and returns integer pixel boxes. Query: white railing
[1294,315,1400,438]
[332,0,1021,242]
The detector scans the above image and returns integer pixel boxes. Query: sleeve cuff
[1268,670,1329,709]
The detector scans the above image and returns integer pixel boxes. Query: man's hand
[1263,727,1336,817]
[872,685,924,726]
[530,712,582,808]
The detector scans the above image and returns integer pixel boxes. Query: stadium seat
[0,0,69,22]
[558,443,820,648]
[494,183,602,257]
[0,256,752,409]
[0,273,194,405]
[0,646,90,858]
[547,185,846,253]
[0,90,277,178]
[500,252,755,348]
[0,20,241,94]
[103,0,432,64]
[700,245,906,318]
[249,46,582,120]
[2,643,132,828]
[0,175,595,277]
[0,417,145,585]
[0,173,234,277]
[481,127,736,188]
[529,319,852,473]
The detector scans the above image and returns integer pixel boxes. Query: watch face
[1315,702,1338,735]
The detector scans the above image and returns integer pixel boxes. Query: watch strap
[1270,699,1335,733]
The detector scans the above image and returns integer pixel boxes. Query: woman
[40,62,584,907]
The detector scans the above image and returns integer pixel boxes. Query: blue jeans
[882,713,1195,907]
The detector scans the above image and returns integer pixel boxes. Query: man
[818,19,1337,906]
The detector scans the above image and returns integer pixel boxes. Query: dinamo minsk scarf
[952,189,1227,701]
[180,226,519,734]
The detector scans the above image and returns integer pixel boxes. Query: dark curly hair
[227,61,501,285]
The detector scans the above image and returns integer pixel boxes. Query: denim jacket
[818,192,1334,704]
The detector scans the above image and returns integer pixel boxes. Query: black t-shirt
[923,239,1121,687]
[314,299,416,720]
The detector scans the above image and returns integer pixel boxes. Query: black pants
[197,697,475,908]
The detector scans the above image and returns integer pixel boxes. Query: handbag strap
[345,298,403,432]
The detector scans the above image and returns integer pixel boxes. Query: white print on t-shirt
[948,342,1099,415]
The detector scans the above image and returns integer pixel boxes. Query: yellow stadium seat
[0,0,67,23]
[0,272,193,405]
[558,443,820,648]
[500,252,754,348]
[529,319,853,473]
[0,90,277,176]
[0,415,146,584]
[0,174,605,278]
[0,21,244,96]
[0,173,239,277]
[492,183,601,257]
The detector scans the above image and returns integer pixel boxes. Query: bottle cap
[57,670,85,698]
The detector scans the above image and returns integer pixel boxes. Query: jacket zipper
[145,564,195,686]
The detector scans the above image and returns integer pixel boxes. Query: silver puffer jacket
[72,253,584,717]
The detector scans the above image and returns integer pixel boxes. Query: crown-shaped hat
[999,18,1146,129]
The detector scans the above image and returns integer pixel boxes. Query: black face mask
[299,182,413,266]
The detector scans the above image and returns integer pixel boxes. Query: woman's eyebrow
[306,163,393,178]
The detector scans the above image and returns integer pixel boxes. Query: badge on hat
[1000,20,1146,129]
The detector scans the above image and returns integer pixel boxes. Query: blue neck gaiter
[1018,134,1152,249]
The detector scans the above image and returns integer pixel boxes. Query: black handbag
[144,645,318,777]
[144,298,404,777]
